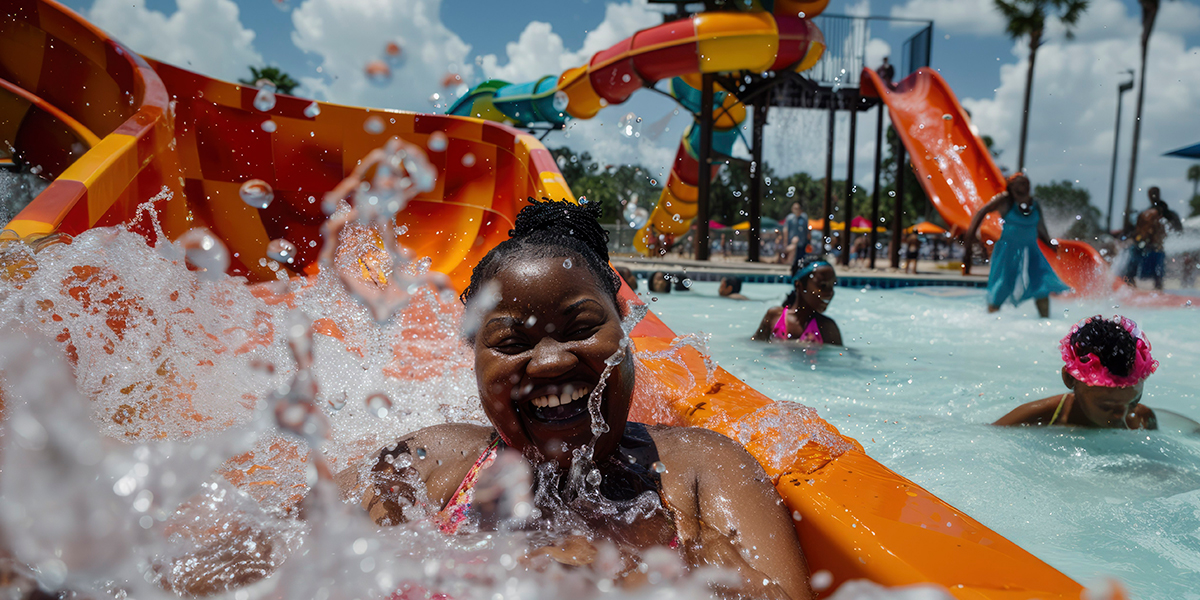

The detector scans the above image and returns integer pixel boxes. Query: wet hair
[783,256,828,307]
[461,198,621,310]
[721,276,742,294]
[1006,172,1029,188]
[1070,316,1136,378]
[649,271,671,294]
[615,266,637,291]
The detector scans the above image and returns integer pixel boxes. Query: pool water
[643,280,1200,599]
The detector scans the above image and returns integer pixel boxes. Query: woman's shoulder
[994,395,1064,426]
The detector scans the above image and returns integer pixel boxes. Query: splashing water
[239,179,275,209]
[252,81,276,112]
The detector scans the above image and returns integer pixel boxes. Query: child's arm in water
[654,427,813,600]
[752,306,784,341]
[993,396,1066,426]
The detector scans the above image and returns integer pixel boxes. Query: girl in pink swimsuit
[753,257,842,345]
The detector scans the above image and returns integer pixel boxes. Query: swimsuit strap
[435,435,501,534]
[1048,393,1069,425]
[772,305,790,340]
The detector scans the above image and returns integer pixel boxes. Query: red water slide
[860,67,1112,297]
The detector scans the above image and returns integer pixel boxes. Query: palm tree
[994,0,1089,173]
[1122,0,1174,229]
[1189,163,1200,200]
[239,66,300,95]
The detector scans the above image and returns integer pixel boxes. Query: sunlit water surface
[644,280,1200,600]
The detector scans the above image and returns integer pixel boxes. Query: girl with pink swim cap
[994,315,1177,429]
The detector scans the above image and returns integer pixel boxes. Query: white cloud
[479,0,663,82]
[290,0,474,111]
[87,0,261,82]
[962,0,1200,222]
[890,0,1005,36]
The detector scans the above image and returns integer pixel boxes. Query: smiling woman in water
[356,199,812,599]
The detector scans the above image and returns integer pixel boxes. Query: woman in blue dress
[965,173,1071,318]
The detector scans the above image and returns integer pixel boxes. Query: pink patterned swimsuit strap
[434,435,501,534]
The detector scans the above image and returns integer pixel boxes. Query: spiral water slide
[860,67,1174,304]
[0,1,1085,597]
[447,2,831,255]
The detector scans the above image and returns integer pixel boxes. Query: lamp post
[1106,71,1135,233]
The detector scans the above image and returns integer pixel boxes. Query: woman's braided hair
[1070,316,1137,378]
[460,198,622,312]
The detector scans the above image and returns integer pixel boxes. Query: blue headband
[794,260,832,281]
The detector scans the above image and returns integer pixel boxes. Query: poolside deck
[611,255,993,288]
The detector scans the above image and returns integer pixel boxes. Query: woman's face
[1009,177,1031,198]
[1070,376,1145,428]
[796,266,836,313]
[473,255,634,466]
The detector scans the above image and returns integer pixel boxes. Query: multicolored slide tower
[447,0,830,254]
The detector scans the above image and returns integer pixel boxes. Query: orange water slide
[860,67,1110,297]
[1,1,1085,598]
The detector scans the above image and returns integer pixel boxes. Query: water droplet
[303,101,321,118]
[364,116,385,134]
[428,92,441,104]
[811,570,833,591]
[266,238,297,263]
[427,131,448,152]
[239,179,275,209]
[888,191,896,198]
[682,279,691,288]
[253,84,276,112]
[384,40,405,67]
[365,59,392,86]
[792,510,802,521]
[562,258,573,269]
[177,228,229,280]
[918,123,925,130]
[366,393,392,418]
[328,393,347,411]
[621,74,632,83]
[579,195,588,204]
[260,120,277,133]
[618,112,640,138]
[652,461,667,474]
[942,113,953,121]
[649,179,657,185]
[416,448,427,459]
[461,153,476,167]
[586,469,602,486]
[523,316,537,328]
[552,90,570,112]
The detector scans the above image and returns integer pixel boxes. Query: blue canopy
[1164,142,1200,158]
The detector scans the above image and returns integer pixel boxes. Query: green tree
[993,0,1088,172]
[548,147,660,224]
[1034,180,1102,240]
[239,66,300,95]
[1189,194,1200,218]
[1188,163,1200,201]
[880,125,932,229]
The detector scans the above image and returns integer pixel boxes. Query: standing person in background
[877,56,895,87]
[903,233,921,274]
[784,202,809,274]
[1125,187,1182,291]
[966,173,1070,318]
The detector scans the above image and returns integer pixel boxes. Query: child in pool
[752,256,842,345]
[359,200,812,599]
[995,315,1166,428]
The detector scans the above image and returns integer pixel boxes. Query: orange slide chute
[1,1,1085,597]
[860,67,1110,297]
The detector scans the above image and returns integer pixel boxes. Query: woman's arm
[818,316,842,346]
[659,428,811,600]
[1035,205,1057,250]
[752,307,783,341]
[346,423,491,525]
[993,396,1061,426]
[965,195,1006,243]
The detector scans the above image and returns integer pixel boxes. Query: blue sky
[60,0,1200,223]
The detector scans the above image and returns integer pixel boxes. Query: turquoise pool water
[644,280,1200,599]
